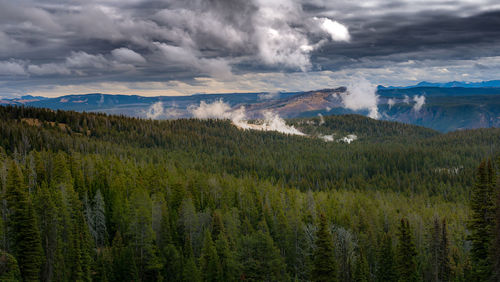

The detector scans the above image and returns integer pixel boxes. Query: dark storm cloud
[0,0,500,96]
[314,10,500,70]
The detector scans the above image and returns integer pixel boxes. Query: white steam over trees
[413,95,426,111]
[189,100,306,136]
[343,78,380,119]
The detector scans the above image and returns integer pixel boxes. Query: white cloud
[314,17,350,42]
[254,25,314,71]
[252,0,350,71]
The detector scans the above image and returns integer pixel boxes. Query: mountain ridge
[1,84,499,132]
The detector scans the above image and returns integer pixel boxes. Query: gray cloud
[153,42,233,79]
[0,0,500,97]
[0,60,26,76]
[27,63,71,75]
[112,48,146,64]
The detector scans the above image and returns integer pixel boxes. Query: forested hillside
[0,105,498,281]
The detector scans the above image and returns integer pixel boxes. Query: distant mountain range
[379,80,500,89]
[1,81,500,132]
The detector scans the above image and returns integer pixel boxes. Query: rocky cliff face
[241,88,346,119]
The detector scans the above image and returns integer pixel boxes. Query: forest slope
[1,106,498,199]
[0,105,498,281]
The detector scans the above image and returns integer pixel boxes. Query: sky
[1,0,500,97]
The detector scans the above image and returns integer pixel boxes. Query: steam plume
[145,101,165,119]
[189,100,305,136]
[258,91,280,100]
[318,113,325,125]
[343,78,380,119]
[144,101,182,119]
[412,95,426,111]
[387,98,395,109]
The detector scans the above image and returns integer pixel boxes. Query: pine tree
[5,161,43,281]
[439,219,451,282]
[34,181,59,281]
[469,160,496,280]
[311,213,337,282]
[211,210,225,240]
[377,232,397,282]
[353,248,369,282]
[215,233,239,282]
[239,227,287,281]
[0,251,21,280]
[50,181,72,281]
[396,218,418,282]
[492,157,500,282]
[128,189,163,280]
[183,239,201,282]
[199,229,222,282]
[430,218,441,281]
[67,187,93,281]
[93,248,112,282]
[161,243,182,282]
[51,153,72,187]
[93,189,108,247]
[111,232,139,281]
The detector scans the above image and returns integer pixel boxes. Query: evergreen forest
[0,105,499,281]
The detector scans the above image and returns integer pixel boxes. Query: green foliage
[0,251,21,281]
[1,105,499,199]
[199,230,222,282]
[0,105,498,280]
[468,160,496,280]
[353,248,369,282]
[312,214,337,282]
[396,218,419,282]
[5,161,43,281]
[215,234,239,282]
[377,232,397,282]
[239,227,288,281]
[439,219,451,282]
[493,171,500,281]
[182,241,201,282]
[111,232,139,281]
[429,217,452,282]
[34,181,61,281]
